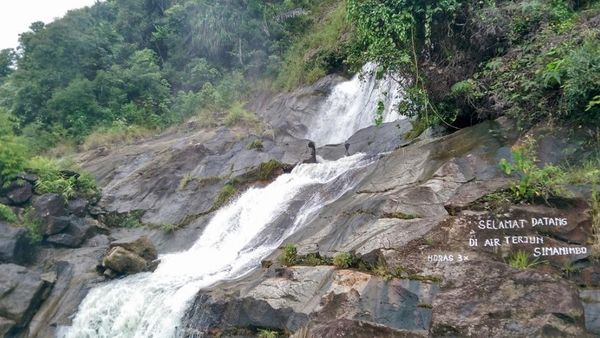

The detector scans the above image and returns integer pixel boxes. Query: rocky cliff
[1,73,598,338]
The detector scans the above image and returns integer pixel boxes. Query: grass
[211,184,237,210]
[22,208,42,244]
[333,251,354,268]
[246,139,264,151]
[103,210,145,228]
[179,175,222,191]
[178,174,193,191]
[151,223,178,233]
[563,157,600,185]
[81,124,153,151]
[382,212,418,219]
[257,160,285,181]
[279,243,298,266]
[275,0,351,90]
[0,203,17,223]
[223,102,259,127]
[508,250,540,269]
[257,329,279,338]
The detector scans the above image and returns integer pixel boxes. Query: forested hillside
[0,0,599,189]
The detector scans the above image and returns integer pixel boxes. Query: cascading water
[62,154,373,338]
[306,62,405,146]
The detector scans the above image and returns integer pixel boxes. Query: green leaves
[499,136,567,203]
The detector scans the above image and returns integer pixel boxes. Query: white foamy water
[63,154,372,338]
[306,63,405,146]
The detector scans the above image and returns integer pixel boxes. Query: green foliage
[0,204,17,223]
[499,136,566,202]
[223,102,259,127]
[246,139,264,151]
[27,157,77,200]
[103,210,144,228]
[2,0,318,144]
[178,174,194,191]
[212,184,237,210]
[22,208,42,244]
[0,110,28,187]
[332,251,354,268]
[300,253,329,266]
[279,243,298,266]
[508,250,540,269]
[257,329,279,338]
[275,0,351,89]
[257,160,285,181]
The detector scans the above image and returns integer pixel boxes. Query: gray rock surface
[0,180,33,206]
[0,264,54,334]
[0,222,34,265]
[318,119,414,160]
[78,126,315,226]
[182,267,437,336]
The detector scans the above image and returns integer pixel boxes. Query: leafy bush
[27,157,77,200]
[557,38,600,124]
[279,243,298,266]
[0,110,27,187]
[0,204,17,223]
[0,136,27,188]
[508,250,540,269]
[499,136,566,202]
[333,251,354,268]
[257,329,278,338]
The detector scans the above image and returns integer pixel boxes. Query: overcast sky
[0,0,100,50]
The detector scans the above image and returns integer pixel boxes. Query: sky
[0,0,100,50]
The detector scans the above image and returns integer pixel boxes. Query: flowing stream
[306,62,405,146]
[64,63,401,338]
[63,155,373,338]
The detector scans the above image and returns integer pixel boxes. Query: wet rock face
[100,236,158,277]
[78,126,315,228]
[0,264,55,335]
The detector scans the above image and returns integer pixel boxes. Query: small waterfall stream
[307,62,404,146]
[63,155,373,338]
[64,64,403,338]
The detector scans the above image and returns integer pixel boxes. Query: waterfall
[306,62,405,146]
[62,154,373,338]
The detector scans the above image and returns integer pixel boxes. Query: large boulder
[101,236,158,276]
[32,193,67,218]
[0,180,33,206]
[102,247,148,275]
[109,236,158,261]
[0,222,34,264]
[0,264,54,334]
